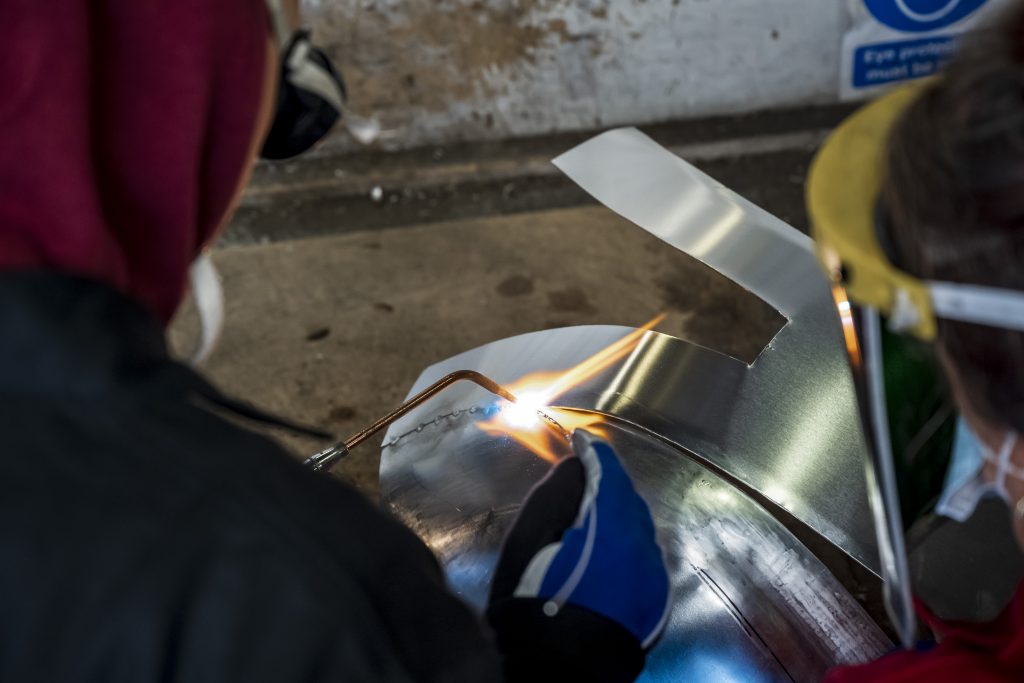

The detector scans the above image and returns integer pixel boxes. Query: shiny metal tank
[380,128,891,679]
[381,402,889,681]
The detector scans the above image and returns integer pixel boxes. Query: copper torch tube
[346,370,518,451]
[304,370,522,473]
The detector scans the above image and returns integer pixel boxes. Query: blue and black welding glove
[487,429,670,683]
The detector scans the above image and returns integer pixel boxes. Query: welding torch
[304,370,536,473]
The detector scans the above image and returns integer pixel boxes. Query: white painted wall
[302,0,846,150]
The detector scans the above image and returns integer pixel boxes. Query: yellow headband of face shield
[807,83,938,339]
[807,82,1024,342]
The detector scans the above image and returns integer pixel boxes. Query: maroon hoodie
[826,588,1024,681]
[0,0,267,322]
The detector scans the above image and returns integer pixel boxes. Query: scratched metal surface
[383,128,877,571]
[381,409,889,682]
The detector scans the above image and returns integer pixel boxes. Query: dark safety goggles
[261,0,347,160]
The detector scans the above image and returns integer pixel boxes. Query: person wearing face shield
[808,3,1024,681]
[0,2,670,681]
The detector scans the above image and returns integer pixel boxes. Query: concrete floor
[171,205,783,497]
[174,105,840,497]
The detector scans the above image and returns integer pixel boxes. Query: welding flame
[477,314,666,462]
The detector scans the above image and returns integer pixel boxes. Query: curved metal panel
[376,127,888,679]
[379,129,886,678]
[382,129,874,569]
[381,409,889,681]
[383,323,874,569]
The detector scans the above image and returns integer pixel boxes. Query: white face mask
[187,254,224,368]
[935,417,1022,522]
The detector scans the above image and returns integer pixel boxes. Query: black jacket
[0,273,503,682]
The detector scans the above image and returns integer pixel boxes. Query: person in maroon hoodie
[0,1,670,681]
[811,2,1024,681]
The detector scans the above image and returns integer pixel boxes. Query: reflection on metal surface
[384,128,876,570]
[382,410,890,681]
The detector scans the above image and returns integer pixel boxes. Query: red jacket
[826,584,1024,681]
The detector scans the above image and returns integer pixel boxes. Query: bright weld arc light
[478,314,667,463]
[500,391,551,429]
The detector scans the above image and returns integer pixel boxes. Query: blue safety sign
[841,0,1006,99]
[864,0,988,32]
[852,36,956,88]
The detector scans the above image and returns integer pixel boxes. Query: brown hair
[885,2,1024,432]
